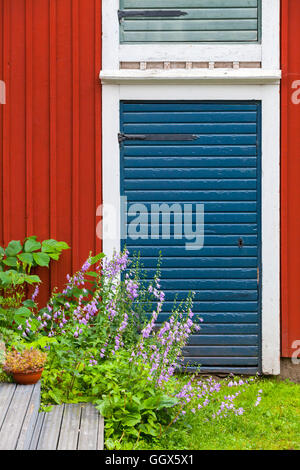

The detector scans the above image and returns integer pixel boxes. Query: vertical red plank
[78,0,96,263]
[281,0,300,356]
[31,0,51,305]
[54,0,73,291]
[0,0,4,246]
[26,0,34,237]
[49,0,59,292]
[9,1,26,241]
[72,0,80,272]
[50,0,57,240]
[281,0,289,357]
[2,0,11,244]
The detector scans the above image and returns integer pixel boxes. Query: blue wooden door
[120,101,261,374]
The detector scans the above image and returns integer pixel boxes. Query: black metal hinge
[118,133,198,144]
[118,9,187,24]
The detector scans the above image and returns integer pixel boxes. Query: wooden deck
[0,384,104,450]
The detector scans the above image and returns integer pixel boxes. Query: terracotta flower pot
[12,368,44,385]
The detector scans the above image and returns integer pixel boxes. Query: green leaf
[90,253,105,265]
[33,252,50,267]
[86,271,98,278]
[42,239,70,253]
[14,307,32,318]
[3,257,18,267]
[0,272,11,285]
[49,390,63,405]
[5,240,22,257]
[14,307,32,326]
[22,299,36,308]
[139,423,160,437]
[48,253,60,261]
[18,253,34,265]
[0,246,5,258]
[23,274,41,285]
[123,413,142,427]
[142,397,160,410]
[24,239,41,253]
[105,438,116,450]
[157,396,178,410]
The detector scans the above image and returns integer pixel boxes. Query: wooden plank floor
[0,383,41,450]
[0,384,104,450]
[30,403,104,450]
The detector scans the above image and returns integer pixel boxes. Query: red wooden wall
[281,0,300,357]
[0,0,102,304]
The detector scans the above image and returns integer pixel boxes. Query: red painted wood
[0,0,102,304]
[281,0,300,357]
[0,0,3,244]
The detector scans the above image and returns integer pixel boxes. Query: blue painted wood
[123,103,258,111]
[120,101,262,374]
[124,158,257,169]
[123,123,257,136]
[156,312,259,323]
[187,335,258,346]
[140,301,258,311]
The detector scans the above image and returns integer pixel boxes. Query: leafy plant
[0,237,70,274]
[0,237,69,335]
[4,348,47,373]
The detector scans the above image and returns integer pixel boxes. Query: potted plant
[3,348,47,385]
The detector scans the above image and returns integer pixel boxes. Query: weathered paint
[119,0,261,44]
[281,0,300,357]
[0,0,102,304]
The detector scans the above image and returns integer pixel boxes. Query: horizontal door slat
[123,112,257,123]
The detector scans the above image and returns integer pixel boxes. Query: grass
[124,377,300,451]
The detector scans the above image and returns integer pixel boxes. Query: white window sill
[100,68,281,85]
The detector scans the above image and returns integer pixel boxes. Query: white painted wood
[261,0,280,70]
[101,84,121,259]
[119,44,262,64]
[261,86,281,375]
[100,69,281,85]
[102,0,119,70]
[101,82,281,375]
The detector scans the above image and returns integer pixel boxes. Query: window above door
[102,0,279,71]
[119,0,261,45]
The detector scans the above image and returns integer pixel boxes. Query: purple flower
[31,285,39,302]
